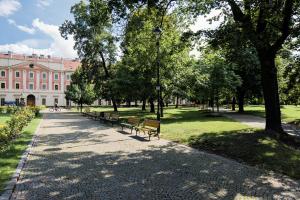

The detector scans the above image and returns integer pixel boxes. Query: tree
[192,51,241,112]
[189,0,300,136]
[208,22,261,112]
[60,0,118,111]
[65,67,97,112]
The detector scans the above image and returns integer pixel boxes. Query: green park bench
[106,113,120,126]
[120,117,140,134]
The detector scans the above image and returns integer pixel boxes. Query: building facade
[0,52,80,106]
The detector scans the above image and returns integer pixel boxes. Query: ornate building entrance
[27,95,35,106]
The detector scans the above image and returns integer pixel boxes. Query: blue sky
[0,0,80,58]
[0,0,220,59]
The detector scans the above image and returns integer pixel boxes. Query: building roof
[0,52,81,71]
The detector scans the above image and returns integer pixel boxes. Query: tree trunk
[80,102,83,113]
[112,99,118,112]
[175,96,179,108]
[237,89,245,113]
[142,99,146,111]
[149,98,155,113]
[135,100,138,107]
[232,97,236,111]
[259,52,283,134]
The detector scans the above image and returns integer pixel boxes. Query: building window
[66,74,70,80]
[1,82,5,89]
[29,83,34,90]
[54,84,59,91]
[15,83,20,89]
[42,98,46,106]
[15,98,20,106]
[42,84,47,90]
[15,71,20,78]
[1,98,5,106]
[42,72,47,80]
[1,71,5,77]
[54,73,59,80]
[66,85,70,90]
[29,72,34,79]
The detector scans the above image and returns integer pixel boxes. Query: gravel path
[11,112,300,200]
[223,112,300,137]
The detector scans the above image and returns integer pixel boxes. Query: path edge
[0,116,43,200]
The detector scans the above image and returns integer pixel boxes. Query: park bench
[136,119,160,140]
[86,111,99,119]
[120,117,140,134]
[106,113,120,126]
[82,107,91,116]
[99,112,111,122]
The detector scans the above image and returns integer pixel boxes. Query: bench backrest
[110,113,119,120]
[104,112,111,119]
[143,119,160,128]
[127,117,140,126]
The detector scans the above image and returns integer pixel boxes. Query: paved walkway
[223,112,300,137]
[11,112,300,199]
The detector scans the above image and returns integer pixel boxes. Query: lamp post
[153,26,162,133]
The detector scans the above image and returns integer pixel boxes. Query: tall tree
[65,67,97,112]
[60,0,118,111]
[189,0,300,136]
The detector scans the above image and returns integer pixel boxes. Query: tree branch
[271,0,294,53]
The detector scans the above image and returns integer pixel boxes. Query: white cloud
[0,19,77,58]
[0,43,53,55]
[8,19,36,34]
[0,0,21,17]
[36,0,52,8]
[32,18,77,58]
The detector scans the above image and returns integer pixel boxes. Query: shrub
[0,108,35,146]
[0,106,5,113]
[29,106,42,117]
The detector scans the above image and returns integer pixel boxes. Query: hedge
[0,108,35,147]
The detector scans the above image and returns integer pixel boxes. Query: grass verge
[188,129,300,179]
[0,117,42,193]
[244,105,300,126]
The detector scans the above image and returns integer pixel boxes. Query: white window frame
[42,84,47,90]
[29,83,34,90]
[42,72,47,80]
[0,82,5,89]
[1,70,5,77]
[15,71,20,78]
[54,73,59,80]
[29,71,34,79]
[54,84,59,91]
[15,82,20,89]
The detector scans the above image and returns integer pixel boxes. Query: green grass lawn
[244,105,300,125]
[80,106,300,179]
[0,117,42,193]
[0,113,11,125]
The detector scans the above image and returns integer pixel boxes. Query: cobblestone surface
[11,112,300,200]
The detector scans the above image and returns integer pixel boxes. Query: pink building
[0,52,80,106]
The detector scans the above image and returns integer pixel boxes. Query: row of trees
[62,0,300,138]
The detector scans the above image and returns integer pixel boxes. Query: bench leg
[130,128,133,134]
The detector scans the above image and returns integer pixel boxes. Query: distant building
[0,52,80,106]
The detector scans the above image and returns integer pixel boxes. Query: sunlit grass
[0,117,41,193]
[244,105,300,125]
